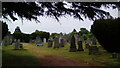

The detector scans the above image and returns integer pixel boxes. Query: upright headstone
[43,38,47,43]
[36,36,43,46]
[91,36,97,45]
[47,39,53,47]
[69,35,77,52]
[74,34,79,43]
[88,46,100,55]
[54,36,59,48]
[2,35,11,46]
[59,38,65,47]
[14,39,19,50]
[77,41,84,51]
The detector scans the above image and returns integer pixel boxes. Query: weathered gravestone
[85,39,91,49]
[43,38,47,43]
[88,46,100,55]
[14,39,20,50]
[59,37,65,47]
[2,35,11,46]
[77,41,84,51]
[47,39,53,47]
[74,34,79,43]
[36,36,43,46]
[69,35,77,52]
[91,36,97,45]
[54,36,59,48]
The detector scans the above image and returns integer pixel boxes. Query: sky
[3,6,118,34]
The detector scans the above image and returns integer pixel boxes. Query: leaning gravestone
[88,46,100,55]
[54,36,59,48]
[77,41,84,51]
[47,39,53,47]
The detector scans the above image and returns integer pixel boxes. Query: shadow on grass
[2,49,41,66]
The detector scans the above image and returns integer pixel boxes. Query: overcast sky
[4,6,118,34]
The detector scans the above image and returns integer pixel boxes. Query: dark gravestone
[112,53,117,58]
[89,46,100,55]
[77,41,84,51]
[59,38,64,47]
[47,39,53,47]
[19,44,23,49]
[69,35,77,52]
[54,36,59,48]
[86,43,90,49]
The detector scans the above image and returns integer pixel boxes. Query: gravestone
[14,39,19,50]
[77,41,84,51]
[36,36,43,46]
[69,35,77,52]
[88,46,100,55]
[74,34,79,43]
[2,35,11,46]
[59,38,65,47]
[43,38,47,43]
[91,36,97,45]
[54,36,59,48]
[85,43,90,49]
[47,39,53,47]
[19,44,23,49]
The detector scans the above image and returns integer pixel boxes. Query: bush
[91,18,120,53]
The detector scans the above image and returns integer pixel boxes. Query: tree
[2,2,120,22]
[30,30,50,41]
[91,18,120,53]
[1,21,9,40]
[79,28,93,40]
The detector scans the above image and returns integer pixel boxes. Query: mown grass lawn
[2,42,120,66]
[30,42,120,66]
[2,45,40,66]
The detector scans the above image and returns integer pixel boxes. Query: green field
[2,42,120,66]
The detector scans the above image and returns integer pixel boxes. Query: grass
[2,45,40,66]
[30,42,120,66]
[2,42,120,66]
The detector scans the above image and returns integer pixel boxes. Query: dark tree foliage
[91,18,120,53]
[1,21,8,39]
[13,32,23,41]
[69,35,76,52]
[31,30,50,41]
[2,2,120,22]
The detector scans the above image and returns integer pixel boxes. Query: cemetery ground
[2,43,120,66]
